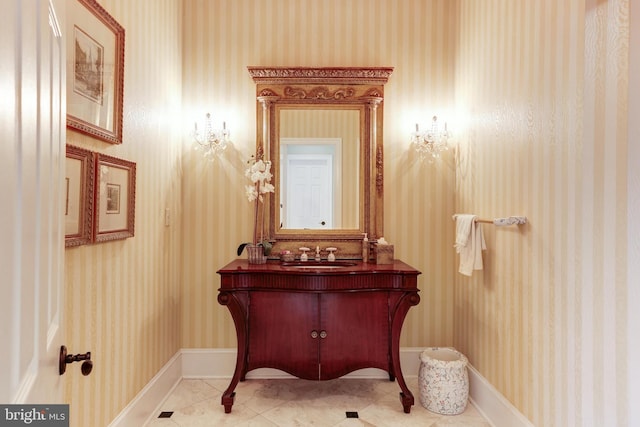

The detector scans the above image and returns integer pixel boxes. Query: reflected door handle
[320,221,326,226]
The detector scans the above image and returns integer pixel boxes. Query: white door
[0,0,66,404]
[286,155,333,229]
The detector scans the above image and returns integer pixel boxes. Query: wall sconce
[193,113,229,160]
[411,116,450,162]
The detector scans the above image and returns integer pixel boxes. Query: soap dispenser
[362,233,369,263]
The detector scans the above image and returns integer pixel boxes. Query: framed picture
[65,145,95,247]
[67,0,125,145]
[94,153,136,242]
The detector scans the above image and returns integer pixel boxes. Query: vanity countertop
[217,259,420,275]
[218,259,420,292]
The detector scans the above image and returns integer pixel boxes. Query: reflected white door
[0,0,66,404]
[286,155,333,229]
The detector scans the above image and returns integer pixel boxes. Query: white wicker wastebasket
[418,347,469,415]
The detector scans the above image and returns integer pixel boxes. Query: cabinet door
[319,292,390,379]
[248,291,319,379]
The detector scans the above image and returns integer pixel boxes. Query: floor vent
[158,411,173,418]
[346,411,359,418]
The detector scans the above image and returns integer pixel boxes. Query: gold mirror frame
[248,66,393,258]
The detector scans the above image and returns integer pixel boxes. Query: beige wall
[629,2,640,424]
[455,0,631,425]
[180,0,458,350]
[60,0,639,426]
[64,1,183,426]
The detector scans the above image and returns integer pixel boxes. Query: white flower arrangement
[237,156,275,256]
[244,158,275,203]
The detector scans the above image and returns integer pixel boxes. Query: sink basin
[281,261,357,269]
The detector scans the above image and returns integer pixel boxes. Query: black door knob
[59,345,93,376]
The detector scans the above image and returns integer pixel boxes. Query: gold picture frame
[65,145,95,247]
[94,153,136,242]
[67,0,125,144]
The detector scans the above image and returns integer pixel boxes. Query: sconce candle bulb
[411,115,450,162]
[193,112,229,161]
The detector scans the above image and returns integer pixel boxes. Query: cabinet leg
[220,366,244,413]
[222,391,236,413]
[388,360,396,381]
[399,391,414,414]
[221,363,243,413]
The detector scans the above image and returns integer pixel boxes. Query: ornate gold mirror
[248,67,393,258]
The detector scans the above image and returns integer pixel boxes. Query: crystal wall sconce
[193,113,229,160]
[411,116,450,162]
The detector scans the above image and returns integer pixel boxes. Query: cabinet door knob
[319,330,327,339]
[311,330,319,339]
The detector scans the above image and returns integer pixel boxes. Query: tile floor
[145,377,493,427]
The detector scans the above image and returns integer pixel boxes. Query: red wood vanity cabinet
[217,259,421,414]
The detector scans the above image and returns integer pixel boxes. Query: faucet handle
[299,247,310,261]
[326,247,337,262]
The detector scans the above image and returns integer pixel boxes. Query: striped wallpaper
[60,0,639,426]
[455,0,632,426]
[64,1,183,426]
[180,0,458,354]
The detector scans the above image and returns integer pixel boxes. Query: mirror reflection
[279,108,360,230]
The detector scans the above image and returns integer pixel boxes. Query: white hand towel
[453,214,487,276]
[453,214,475,253]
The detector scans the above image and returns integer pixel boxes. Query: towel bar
[478,216,527,225]
[453,215,527,226]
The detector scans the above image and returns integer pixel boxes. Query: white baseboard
[467,363,535,427]
[181,347,424,379]
[112,348,532,427]
[108,352,182,427]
